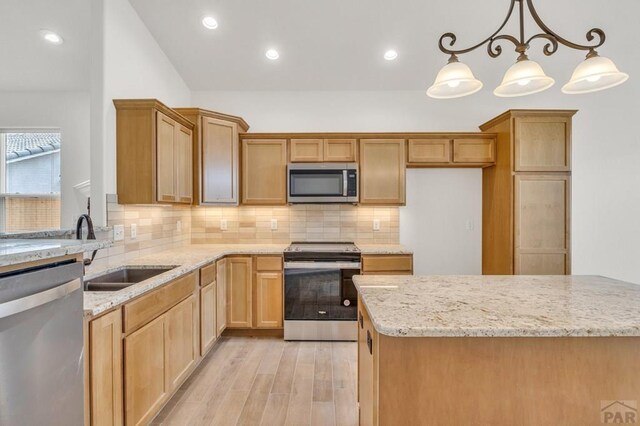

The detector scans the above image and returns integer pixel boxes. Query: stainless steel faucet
[76,213,97,266]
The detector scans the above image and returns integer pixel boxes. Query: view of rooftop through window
[0,131,61,232]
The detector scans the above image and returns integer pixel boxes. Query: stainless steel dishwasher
[0,259,84,425]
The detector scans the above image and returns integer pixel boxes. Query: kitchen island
[353,275,640,425]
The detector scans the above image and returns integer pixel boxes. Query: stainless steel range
[284,242,360,341]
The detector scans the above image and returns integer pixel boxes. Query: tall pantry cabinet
[480,110,575,275]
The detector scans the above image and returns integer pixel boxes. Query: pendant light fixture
[427,0,628,99]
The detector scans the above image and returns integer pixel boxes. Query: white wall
[191,87,640,283]
[90,0,191,225]
[401,169,482,275]
[0,91,91,228]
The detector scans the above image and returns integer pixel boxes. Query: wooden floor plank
[284,357,316,425]
[237,374,275,425]
[209,390,251,426]
[260,393,290,426]
[271,342,300,394]
[312,342,334,403]
[311,401,337,426]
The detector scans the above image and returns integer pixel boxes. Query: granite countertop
[353,275,640,338]
[84,243,412,317]
[0,239,113,267]
[0,226,112,240]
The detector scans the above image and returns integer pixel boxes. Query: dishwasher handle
[0,278,81,319]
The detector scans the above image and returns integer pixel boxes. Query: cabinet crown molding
[113,99,195,130]
[479,109,578,131]
[174,107,250,132]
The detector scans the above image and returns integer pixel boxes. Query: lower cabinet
[89,309,123,426]
[226,257,253,328]
[254,271,283,328]
[200,281,217,356]
[358,295,378,426]
[124,315,168,426]
[216,259,227,336]
[361,254,413,275]
[165,296,197,389]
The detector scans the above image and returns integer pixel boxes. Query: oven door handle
[284,262,361,270]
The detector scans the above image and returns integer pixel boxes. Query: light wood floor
[151,337,358,426]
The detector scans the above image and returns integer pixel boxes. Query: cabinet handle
[366,330,372,355]
[359,311,363,329]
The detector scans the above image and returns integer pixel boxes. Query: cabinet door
[358,301,375,426]
[407,139,451,164]
[453,138,495,164]
[226,257,252,328]
[360,139,406,205]
[324,139,357,162]
[165,295,197,391]
[156,111,176,202]
[124,315,167,426]
[290,139,324,162]
[202,117,239,204]
[200,282,217,356]
[216,259,227,336]
[89,310,123,426]
[175,124,193,204]
[514,116,571,172]
[254,272,283,328]
[514,174,570,275]
[241,139,287,205]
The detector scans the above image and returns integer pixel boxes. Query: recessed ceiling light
[265,49,280,60]
[384,50,398,61]
[202,16,218,29]
[40,30,63,45]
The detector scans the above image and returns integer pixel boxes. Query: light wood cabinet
[453,138,495,164]
[290,139,324,162]
[114,99,195,205]
[89,310,123,426]
[175,108,249,205]
[200,282,216,356]
[480,110,575,275]
[254,272,283,328]
[241,139,287,205]
[361,255,413,275]
[407,139,451,164]
[165,295,197,390]
[360,139,406,205]
[324,139,357,162]
[289,138,357,162]
[124,315,167,426]
[514,174,570,275]
[216,259,227,336]
[357,295,377,426]
[226,257,253,328]
[514,116,571,172]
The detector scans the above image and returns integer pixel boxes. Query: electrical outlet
[177,220,182,232]
[373,219,381,231]
[130,223,137,239]
[271,218,278,231]
[113,224,124,242]
[465,220,474,231]
[220,219,228,231]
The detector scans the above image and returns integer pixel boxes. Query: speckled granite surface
[0,239,112,267]
[84,243,412,317]
[354,275,640,338]
[0,226,111,240]
[84,244,289,316]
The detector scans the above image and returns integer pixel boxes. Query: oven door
[284,262,359,341]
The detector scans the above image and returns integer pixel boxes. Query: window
[0,130,61,232]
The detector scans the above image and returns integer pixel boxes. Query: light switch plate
[465,220,474,231]
[220,219,228,231]
[373,219,381,231]
[271,219,278,231]
[113,224,124,241]
[130,223,137,239]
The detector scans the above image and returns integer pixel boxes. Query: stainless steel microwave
[287,163,358,203]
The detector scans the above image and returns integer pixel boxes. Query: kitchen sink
[84,267,175,291]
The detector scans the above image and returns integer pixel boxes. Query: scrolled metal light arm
[438,0,607,61]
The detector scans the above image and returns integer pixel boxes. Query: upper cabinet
[407,136,496,167]
[514,116,571,172]
[175,108,249,206]
[114,99,194,205]
[290,138,357,162]
[241,139,288,205]
[360,139,406,205]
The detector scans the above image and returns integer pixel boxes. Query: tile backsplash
[191,205,399,244]
[89,197,398,272]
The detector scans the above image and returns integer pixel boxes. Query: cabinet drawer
[362,255,413,274]
[200,263,216,286]
[123,272,197,334]
[255,256,283,271]
[453,139,495,163]
[408,139,451,164]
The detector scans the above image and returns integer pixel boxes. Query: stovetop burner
[285,241,360,253]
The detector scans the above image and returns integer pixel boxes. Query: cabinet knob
[366,330,373,355]
[358,312,364,329]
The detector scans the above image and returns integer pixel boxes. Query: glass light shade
[427,61,483,99]
[562,56,629,94]
[494,59,555,97]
